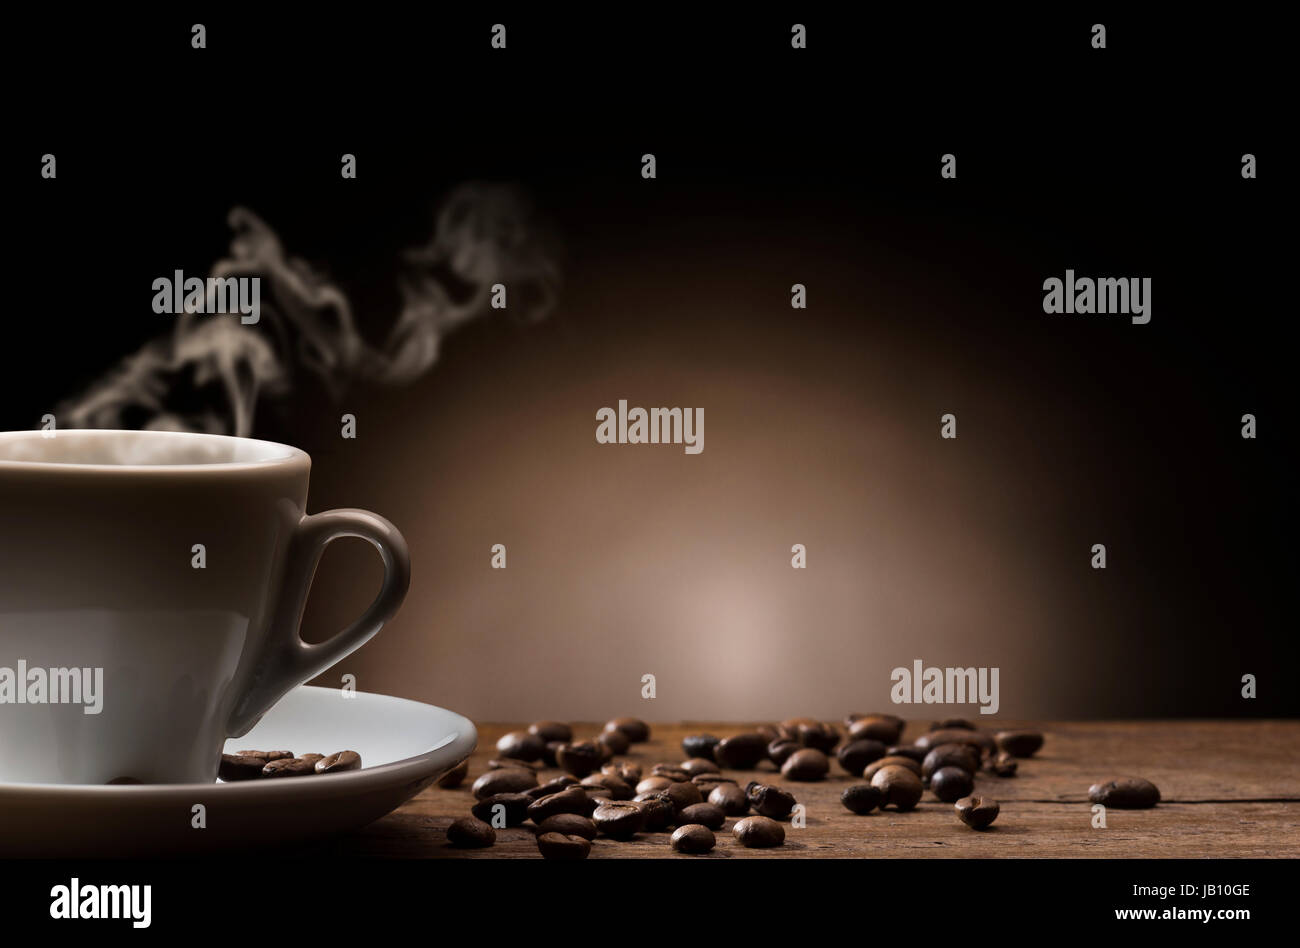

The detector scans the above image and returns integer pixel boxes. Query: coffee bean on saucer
[841,783,883,814]
[885,745,927,764]
[682,734,720,761]
[996,730,1045,758]
[863,756,923,782]
[536,832,591,860]
[528,721,573,743]
[931,718,976,731]
[661,780,704,811]
[870,765,923,811]
[472,767,538,799]
[446,817,495,848]
[733,816,785,848]
[781,748,830,781]
[633,793,678,831]
[315,750,362,775]
[556,741,603,778]
[671,824,716,854]
[767,740,800,767]
[471,793,532,826]
[262,756,320,778]
[955,795,1000,829]
[930,766,975,803]
[986,752,1018,777]
[713,733,768,769]
[580,773,634,801]
[837,739,887,775]
[219,754,267,781]
[496,731,545,762]
[604,717,651,743]
[680,757,720,777]
[678,802,726,830]
[235,750,294,762]
[1088,777,1160,809]
[597,728,631,757]
[745,782,796,820]
[526,775,579,800]
[488,758,540,772]
[651,763,691,782]
[847,714,905,745]
[922,744,980,780]
[436,759,470,789]
[592,801,645,840]
[526,786,595,822]
[536,813,598,840]
[709,783,750,816]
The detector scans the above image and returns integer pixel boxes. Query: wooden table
[312,720,1300,858]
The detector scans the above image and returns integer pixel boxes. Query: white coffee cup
[0,429,410,784]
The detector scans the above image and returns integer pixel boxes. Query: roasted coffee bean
[745,782,797,820]
[446,817,495,848]
[917,729,995,758]
[436,759,470,788]
[555,741,603,778]
[931,718,976,731]
[580,773,634,801]
[262,756,320,778]
[836,739,887,775]
[536,832,591,860]
[1088,777,1160,809]
[472,767,538,799]
[713,733,768,769]
[733,816,785,848]
[597,728,631,757]
[885,745,928,764]
[314,750,362,775]
[528,721,573,743]
[661,780,704,811]
[709,783,751,816]
[767,739,800,767]
[862,756,923,782]
[781,748,830,781]
[671,824,716,854]
[779,716,819,736]
[680,757,720,777]
[592,800,645,840]
[996,730,1045,758]
[604,717,651,743]
[847,714,905,745]
[488,758,540,772]
[637,776,675,794]
[235,750,294,762]
[219,754,268,782]
[633,793,677,831]
[870,765,923,811]
[526,775,580,800]
[796,721,840,753]
[986,752,1018,777]
[682,734,720,761]
[602,762,642,786]
[930,766,975,803]
[543,741,564,768]
[526,786,596,822]
[678,802,726,830]
[471,792,532,826]
[922,744,980,780]
[692,773,736,794]
[536,813,598,840]
[756,724,782,744]
[651,764,691,782]
[955,795,1000,829]
[841,783,884,814]
[495,730,545,762]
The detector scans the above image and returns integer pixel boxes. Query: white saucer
[0,685,476,856]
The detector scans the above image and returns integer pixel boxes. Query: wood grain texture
[307,720,1300,859]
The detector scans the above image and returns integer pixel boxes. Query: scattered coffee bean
[495,731,545,762]
[526,785,596,822]
[796,721,840,753]
[592,800,645,840]
[488,758,540,772]
[678,802,726,830]
[555,741,603,778]
[651,764,691,782]
[692,774,736,795]
[671,824,716,854]
[602,762,642,786]
[917,729,995,758]
[922,744,980,780]
[709,783,751,816]
[954,795,1000,830]
[862,756,923,782]
[870,765,923,811]
[996,730,1045,759]
[436,759,469,789]
[841,783,884,814]
[733,816,785,848]
[1088,777,1160,809]
[262,756,320,778]
[778,716,819,739]
[745,781,797,820]
[604,717,651,743]
[767,739,800,767]
[633,793,678,831]
[885,745,928,764]
[681,734,720,761]
[636,776,675,795]
[543,741,564,768]
[837,739,887,775]
[580,773,634,801]
[931,718,976,731]
[315,750,362,774]
[986,752,1018,777]
[756,724,782,744]
[528,721,573,743]
[661,780,704,811]
[846,714,905,745]
[536,832,591,860]
[713,733,768,769]
[597,728,631,757]
[526,775,580,800]
[218,754,268,782]
[472,768,539,799]
[471,793,532,826]
[680,757,720,777]
[781,748,830,781]
[446,817,495,848]
[930,766,975,803]
[536,813,598,840]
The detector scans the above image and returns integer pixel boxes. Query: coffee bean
[733,816,785,848]
[488,758,540,772]
[885,745,928,764]
[917,729,995,759]
[592,800,645,840]
[930,766,975,803]
[472,768,539,799]
[847,714,904,745]
[671,824,716,854]
[446,817,495,848]
[756,724,782,744]
[526,775,580,800]
[604,717,651,743]
[836,739,887,775]
[931,718,976,730]
[555,741,603,778]
[767,739,800,767]
[528,721,573,743]
[1088,777,1160,809]
[580,773,634,801]
[682,734,720,761]
[680,757,720,777]
[262,756,319,778]
[235,750,294,761]
[745,782,796,820]
[435,759,469,789]
[637,776,674,794]
[661,780,704,811]
[471,793,532,826]
[692,774,737,795]
[678,802,726,830]
[841,783,884,814]
[536,813,598,840]
[218,754,267,781]
[922,744,980,780]
[597,728,631,757]
[870,765,923,811]
[713,733,768,769]
[954,795,1000,829]
[633,793,678,831]
[536,832,591,860]
[543,741,564,768]
[602,762,642,786]
[709,783,750,816]
[315,750,362,774]
[526,786,596,822]
[862,756,923,782]
[986,752,1018,777]
[795,721,840,753]
[781,748,830,781]
[495,731,545,762]
[996,730,1044,759]
[651,764,691,782]
[779,716,819,736]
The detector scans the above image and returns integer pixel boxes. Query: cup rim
[0,428,309,474]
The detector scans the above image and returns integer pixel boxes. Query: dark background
[5,10,1293,719]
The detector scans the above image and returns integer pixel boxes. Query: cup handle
[226,508,411,737]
